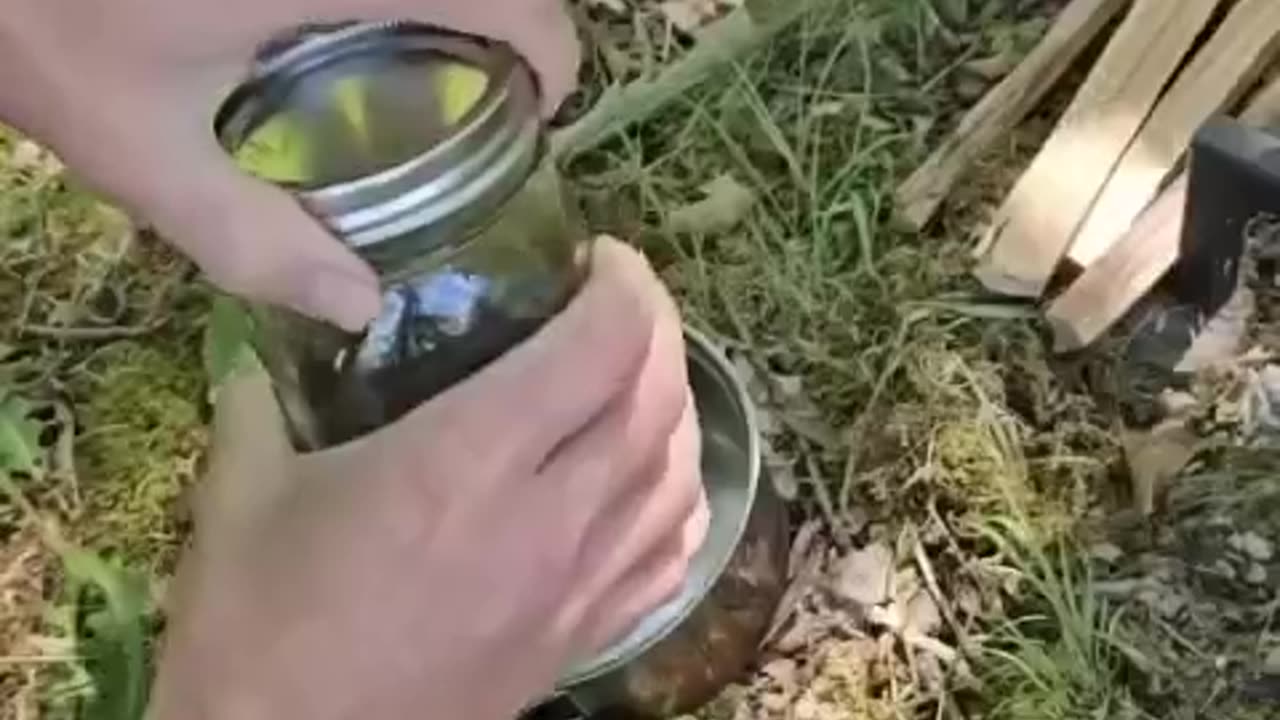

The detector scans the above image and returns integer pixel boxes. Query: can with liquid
[216,20,588,450]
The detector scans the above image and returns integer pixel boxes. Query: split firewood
[1046,72,1280,353]
[1066,0,1280,270]
[892,0,1130,231]
[974,0,1223,298]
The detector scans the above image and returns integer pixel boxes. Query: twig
[802,439,853,551]
[840,313,920,515]
[551,0,820,158]
[913,535,980,668]
[49,399,81,512]
[19,319,166,342]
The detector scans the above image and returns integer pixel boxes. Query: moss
[72,340,207,575]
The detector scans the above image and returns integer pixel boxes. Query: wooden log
[1066,0,1280,269]
[892,0,1130,231]
[974,0,1223,298]
[1045,72,1280,352]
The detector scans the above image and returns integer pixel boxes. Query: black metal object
[1178,115,1280,316]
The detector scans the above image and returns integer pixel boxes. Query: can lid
[216,21,542,249]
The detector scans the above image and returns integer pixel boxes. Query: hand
[0,0,579,331]
[147,239,710,720]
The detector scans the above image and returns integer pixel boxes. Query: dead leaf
[832,542,893,608]
[963,49,1018,81]
[1246,564,1268,585]
[667,173,757,234]
[1245,365,1280,442]
[770,374,842,450]
[1229,531,1275,562]
[584,0,628,12]
[904,590,942,639]
[787,519,823,579]
[1089,542,1125,564]
[765,444,799,501]
[762,657,798,690]
[659,0,720,32]
[1123,420,1202,515]
[1178,287,1256,373]
[8,139,64,177]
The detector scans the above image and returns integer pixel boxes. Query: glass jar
[216,21,589,450]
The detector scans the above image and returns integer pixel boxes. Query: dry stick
[19,320,166,342]
[1046,72,1280,351]
[550,0,815,160]
[974,0,1223,297]
[1067,0,1280,269]
[912,537,979,668]
[892,0,1130,232]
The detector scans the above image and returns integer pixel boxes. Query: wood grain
[892,0,1130,231]
[1066,0,1280,269]
[1045,72,1280,352]
[974,0,1222,297]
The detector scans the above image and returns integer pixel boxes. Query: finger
[391,0,581,113]
[198,367,296,538]
[116,130,381,332]
[553,390,703,640]
[579,526,690,656]
[405,237,668,471]
[563,389,701,584]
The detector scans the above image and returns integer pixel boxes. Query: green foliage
[0,387,151,720]
[977,519,1154,720]
[59,550,151,720]
[74,341,206,572]
[201,294,260,397]
[0,389,42,474]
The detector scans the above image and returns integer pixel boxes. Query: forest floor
[3,1,1280,719]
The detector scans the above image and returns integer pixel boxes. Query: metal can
[216,21,588,450]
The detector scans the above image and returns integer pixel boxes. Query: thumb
[129,133,382,331]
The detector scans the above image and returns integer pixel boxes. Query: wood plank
[973,0,1223,298]
[1066,0,1280,269]
[1045,175,1187,352]
[1045,72,1280,352]
[892,0,1130,231]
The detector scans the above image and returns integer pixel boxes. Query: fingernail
[305,269,381,332]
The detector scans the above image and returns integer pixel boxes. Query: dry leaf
[1229,531,1275,562]
[659,0,720,32]
[1123,420,1201,516]
[8,139,64,177]
[904,590,942,639]
[1245,365,1280,442]
[584,0,628,12]
[832,542,893,608]
[963,49,1018,81]
[765,444,799,501]
[668,173,756,234]
[1178,287,1256,373]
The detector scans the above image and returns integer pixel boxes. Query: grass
[0,0,1267,718]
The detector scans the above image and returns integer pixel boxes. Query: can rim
[215,21,543,249]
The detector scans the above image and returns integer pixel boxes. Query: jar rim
[215,21,543,249]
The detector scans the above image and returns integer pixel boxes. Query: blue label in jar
[351,268,492,373]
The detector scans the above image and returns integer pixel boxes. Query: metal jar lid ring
[216,21,544,250]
